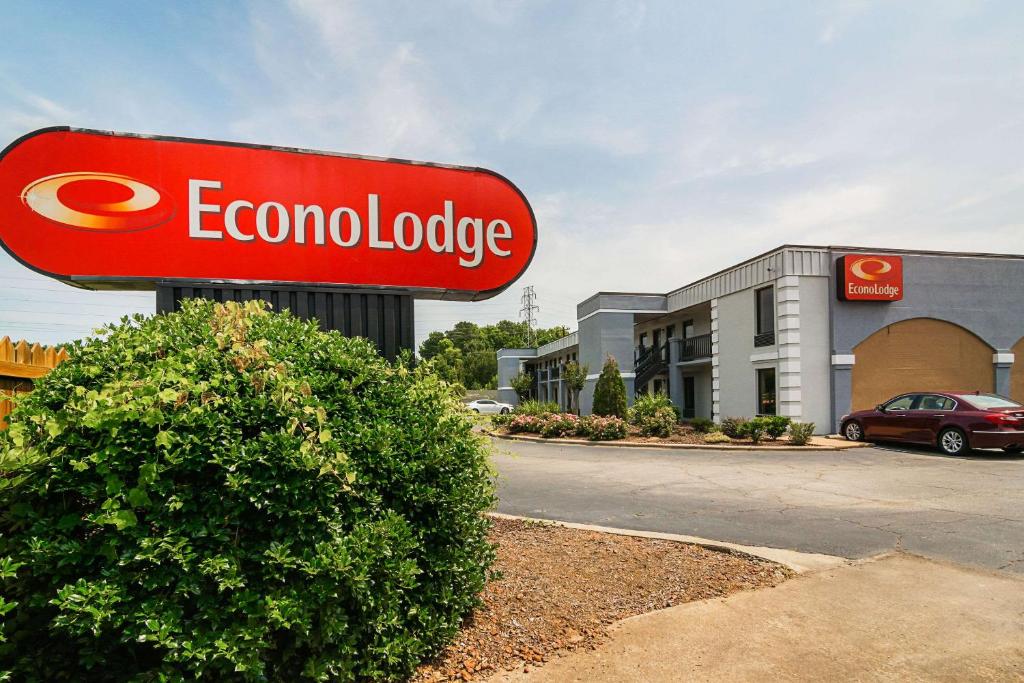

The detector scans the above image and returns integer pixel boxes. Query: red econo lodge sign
[836,254,903,301]
[0,128,537,300]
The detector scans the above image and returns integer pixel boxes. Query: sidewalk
[494,553,1024,682]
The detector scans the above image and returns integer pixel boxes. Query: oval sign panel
[0,128,537,300]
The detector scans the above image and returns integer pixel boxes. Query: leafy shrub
[720,416,749,438]
[627,394,677,437]
[514,400,559,417]
[506,414,545,434]
[540,413,583,438]
[688,417,716,434]
[743,417,771,444]
[703,432,732,444]
[788,422,816,446]
[0,300,495,681]
[763,416,792,440]
[581,415,628,441]
[591,356,627,418]
[491,412,514,428]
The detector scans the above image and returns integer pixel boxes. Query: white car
[465,399,513,414]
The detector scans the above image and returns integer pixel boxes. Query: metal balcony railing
[754,331,776,348]
[676,333,712,361]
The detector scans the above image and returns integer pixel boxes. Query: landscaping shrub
[688,417,716,434]
[591,356,627,418]
[0,300,495,682]
[539,413,583,438]
[581,415,628,441]
[627,394,677,437]
[763,416,792,440]
[788,422,816,446]
[491,412,514,428]
[720,416,749,439]
[506,414,545,434]
[743,417,771,444]
[703,432,732,444]
[514,400,559,417]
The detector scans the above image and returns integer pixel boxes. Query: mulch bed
[413,517,790,681]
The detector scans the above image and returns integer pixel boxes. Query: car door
[476,400,497,414]
[865,394,917,440]
[904,394,956,444]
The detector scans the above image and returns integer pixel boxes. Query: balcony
[673,333,712,362]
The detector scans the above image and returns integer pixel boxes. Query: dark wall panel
[156,283,414,360]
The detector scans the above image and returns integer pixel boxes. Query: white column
[776,276,802,421]
[711,298,721,423]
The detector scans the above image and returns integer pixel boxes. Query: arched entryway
[851,318,994,411]
[1010,337,1024,403]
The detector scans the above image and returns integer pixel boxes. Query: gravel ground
[413,517,790,681]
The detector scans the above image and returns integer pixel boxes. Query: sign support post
[156,283,415,360]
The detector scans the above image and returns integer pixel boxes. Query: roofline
[665,243,1024,300]
[572,243,1024,318]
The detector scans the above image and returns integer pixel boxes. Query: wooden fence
[0,337,69,427]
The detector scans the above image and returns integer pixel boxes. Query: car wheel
[938,427,968,456]
[1002,446,1023,454]
[472,408,480,413]
[843,420,863,442]
[500,407,509,414]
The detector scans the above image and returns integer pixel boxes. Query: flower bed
[493,411,818,447]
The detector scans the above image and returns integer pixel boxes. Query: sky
[1,1,1022,349]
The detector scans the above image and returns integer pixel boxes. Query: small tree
[592,355,627,417]
[563,361,589,415]
[510,371,533,403]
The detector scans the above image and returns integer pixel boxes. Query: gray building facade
[497,245,1024,433]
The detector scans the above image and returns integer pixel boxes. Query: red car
[841,392,1024,456]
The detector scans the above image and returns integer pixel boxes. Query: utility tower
[519,285,539,347]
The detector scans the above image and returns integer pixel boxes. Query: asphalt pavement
[491,438,1024,573]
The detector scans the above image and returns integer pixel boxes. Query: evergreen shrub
[591,357,627,418]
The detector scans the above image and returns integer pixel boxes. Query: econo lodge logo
[21,172,174,232]
[837,254,903,301]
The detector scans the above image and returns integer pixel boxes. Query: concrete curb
[487,430,865,452]
[488,512,849,574]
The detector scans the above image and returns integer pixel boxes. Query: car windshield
[954,393,1023,410]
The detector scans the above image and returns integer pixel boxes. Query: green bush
[743,417,771,444]
[720,416,749,439]
[627,394,677,437]
[514,400,559,417]
[688,417,716,434]
[491,412,514,428]
[788,422,816,446]
[763,416,792,440]
[580,415,628,441]
[0,300,495,681]
[703,432,732,444]
[591,356,627,418]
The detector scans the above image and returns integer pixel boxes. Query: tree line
[419,320,570,390]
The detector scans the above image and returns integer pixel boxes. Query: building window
[754,286,775,347]
[682,319,694,339]
[639,332,648,350]
[653,378,664,395]
[666,324,676,339]
[757,368,777,416]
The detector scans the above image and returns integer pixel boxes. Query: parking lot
[492,439,1024,573]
